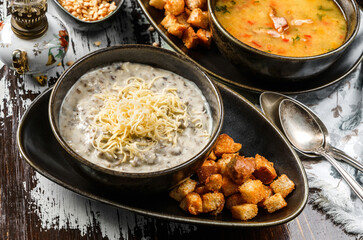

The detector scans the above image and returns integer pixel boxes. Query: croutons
[231,204,258,221]
[225,193,245,210]
[179,192,203,215]
[196,29,212,48]
[214,134,242,157]
[216,154,236,175]
[182,27,199,49]
[176,12,190,27]
[197,160,218,184]
[270,174,295,198]
[185,0,206,10]
[205,174,223,192]
[169,178,197,201]
[202,192,225,215]
[221,176,239,197]
[263,193,287,213]
[187,8,209,29]
[164,0,185,15]
[207,150,217,161]
[238,179,266,204]
[258,185,274,208]
[161,14,187,38]
[149,0,166,9]
[253,154,277,184]
[227,156,256,184]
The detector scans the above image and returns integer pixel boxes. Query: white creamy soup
[59,62,212,173]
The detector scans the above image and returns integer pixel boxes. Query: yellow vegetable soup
[215,0,347,57]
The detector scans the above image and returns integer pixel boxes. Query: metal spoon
[279,98,363,201]
[260,91,363,172]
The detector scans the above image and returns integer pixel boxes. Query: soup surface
[60,62,212,173]
[215,0,347,57]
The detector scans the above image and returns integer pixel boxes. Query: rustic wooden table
[0,0,359,239]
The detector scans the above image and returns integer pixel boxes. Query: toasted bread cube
[216,154,236,175]
[187,8,209,28]
[179,192,203,215]
[182,27,199,49]
[176,12,190,27]
[214,134,242,157]
[197,29,212,48]
[231,204,258,221]
[202,192,225,214]
[270,174,295,198]
[238,179,266,204]
[195,185,208,195]
[225,193,245,210]
[161,14,187,38]
[205,174,223,192]
[253,154,277,184]
[149,0,166,9]
[184,7,192,15]
[164,0,185,15]
[258,185,274,208]
[207,150,217,161]
[221,176,239,197]
[185,0,206,10]
[264,193,287,213]
[227,156,256,184]
[169,178,197,201]
[197,160,218,184]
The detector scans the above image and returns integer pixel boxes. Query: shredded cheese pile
[91,77,191,163]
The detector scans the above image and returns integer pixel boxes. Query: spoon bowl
[279,99,363,202]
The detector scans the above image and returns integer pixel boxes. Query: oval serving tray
[17,84,308,227]
[137,2,363,94]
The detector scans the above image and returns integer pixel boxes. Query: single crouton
[207,150,217,161]
[227,156,256,184]
[258,185,274,208]
[161,14,187,38]
[182,27,199,49]
[197,160,218,184]
[196,29,212,48]
[205,174,223,192]
[253,154,277,184]
[169,178,197,201]
[184,7,192,15]
[225,193,245,210]
[231,204,258,221]
[216,153,236,175]
[164,0,185,15]
[238,179,266,204]
[214,134,242,157]
[202,192,225,214]
[185,0,206,10]
[221,176,239,197]
[179,192,203,215]
[264,193,287,213]
[149,0,166,9]
[270,174,295,198]
[187,8,209,28]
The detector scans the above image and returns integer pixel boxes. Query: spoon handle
[330,147,363,172]
[321,151,363,202]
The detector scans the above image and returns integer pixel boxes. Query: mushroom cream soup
[59,62,212,173]
[215,0,347,57]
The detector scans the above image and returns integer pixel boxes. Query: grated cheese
[91,77,203,163]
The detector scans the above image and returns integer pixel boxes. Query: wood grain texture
[0,0,358,239]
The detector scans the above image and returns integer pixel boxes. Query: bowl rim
[51,0,124,24]
[208,0,360,60]
[48,44,224,178]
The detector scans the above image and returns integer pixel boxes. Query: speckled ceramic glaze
[0,14,69,75]
[48,45,224,193]
[51,0,124,31]
[208,0,360,81]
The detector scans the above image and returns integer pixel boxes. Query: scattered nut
[66,61,74,66]
[152,42,160,47]
[148,26,155,32]
[94,41,102,47]
[57,62,62,66]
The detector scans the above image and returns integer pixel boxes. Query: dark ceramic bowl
[48,45,224,194]
[208,0,360,81]
[51,0,124,31]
